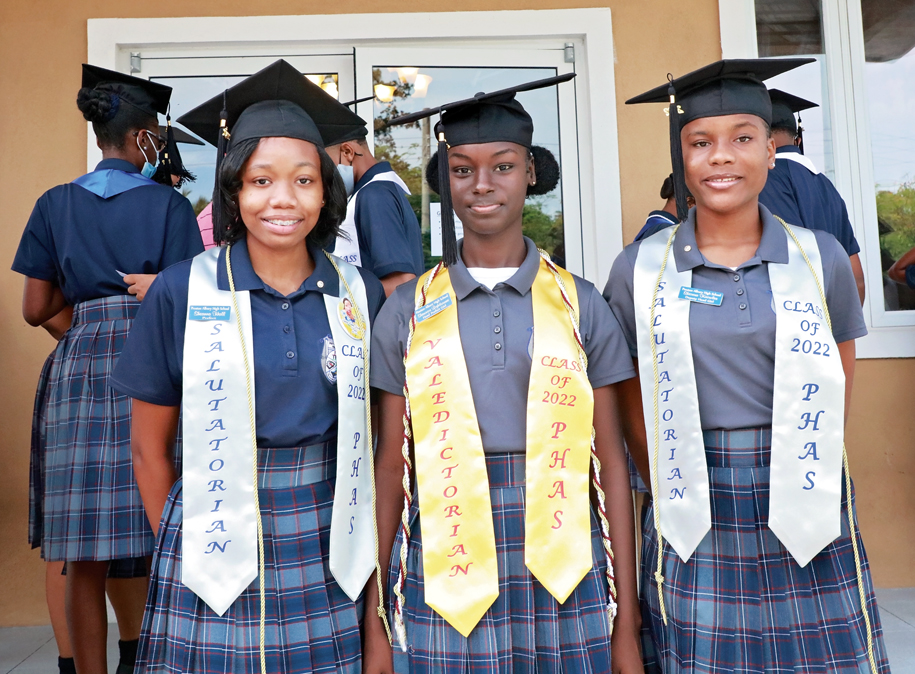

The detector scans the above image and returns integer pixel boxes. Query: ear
[527,154,537,186]
[767,136,777,168]
[340,142,356,162]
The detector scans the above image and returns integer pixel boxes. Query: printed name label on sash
[189,305,231,321]
[678,287,723,306]
[415,294,453,323]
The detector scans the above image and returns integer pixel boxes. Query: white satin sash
[334,171,411,266]
[777,151,820,175]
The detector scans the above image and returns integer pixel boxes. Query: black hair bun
[527,145,559,196]
[76,88,118,123]
[425,145,560,197]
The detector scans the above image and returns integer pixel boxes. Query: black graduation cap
[81,64,172,118]
[384,73,575,265]
[159,124,204,145]
[626,58,815,221]
[153,117,199,188]
[176,59,365,150]
[768,89,818,154]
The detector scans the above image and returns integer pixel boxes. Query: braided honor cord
[393,262,445,651]
[323,252,393,644]
[775,218,878,674]
[647,225,680,626]
[539,250,619,631]
[225,244,268,674]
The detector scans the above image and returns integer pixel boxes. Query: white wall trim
[87,8,624,285]
[718,0,759,59]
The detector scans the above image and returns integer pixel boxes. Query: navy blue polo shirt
[372,237,635,454]
[634,210,679,242]
[12,159,203,305]
[344,161,424,278]
[604,205,866,431]
[759,146,861,256]
[111,238,386,448]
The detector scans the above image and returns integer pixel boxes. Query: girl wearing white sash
[364,77,643,674]
[110,61,385,673]
[605,59,889,673]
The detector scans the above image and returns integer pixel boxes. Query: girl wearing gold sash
[364,77,643,673]
[606,60,889,672]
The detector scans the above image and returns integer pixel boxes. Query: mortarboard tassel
[437,129,458,266]
[667,78,689,223]
[796,113,805,155]
[212,94,231,244]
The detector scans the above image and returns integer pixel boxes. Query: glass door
[354,47,582,274]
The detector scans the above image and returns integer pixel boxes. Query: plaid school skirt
[137,442,363,674]
[387,452,613,674]
[640,428,891,673]
[28,349,55,548]
[40,295,154,562]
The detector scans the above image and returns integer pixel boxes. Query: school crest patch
[322,335,337,383]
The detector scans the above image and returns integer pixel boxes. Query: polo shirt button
[733,274,741,282]
[494,326,502,334]
[684,245,692,252]
[493,310,501,317]
[286,350,295,359]
[494,343,502,351]
[739,303,747,310]
[736,288,745,296]
[283,325,291,333]
[282,302,290,310]
[317,280,325,288]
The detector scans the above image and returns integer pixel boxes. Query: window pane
[371,66,564,268]
[861,0,915,311]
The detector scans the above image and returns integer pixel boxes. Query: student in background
[12,65,202,674]
[633,174,678,241]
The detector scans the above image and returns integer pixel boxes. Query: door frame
[88,8,622,284]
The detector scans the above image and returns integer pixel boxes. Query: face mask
[137,133,159,179]
[336,163,355,197]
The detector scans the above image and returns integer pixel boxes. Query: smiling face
[237,137,325,254]
[681,113,775,217]
[448,141,535,239]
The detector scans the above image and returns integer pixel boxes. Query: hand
[611,614,645,674]
[887,260,907,285]
[362,625,395,674]
[123,274,158,302]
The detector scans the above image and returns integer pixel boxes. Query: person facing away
[12,63,203,674]
[759,88,866,303]
[364,76,643,674]
[606,58,889,673]
[324,119,424,296]
[110,59,385,674]
[633,174,679,242]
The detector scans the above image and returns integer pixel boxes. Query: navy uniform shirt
[603,205,866,431]
[345,161,425,278]
[372,237,636,454]
[110,238,386,448]
[759,146,860,256]
[634,209,678,242]
[12,159,204,305]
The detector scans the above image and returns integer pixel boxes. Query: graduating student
[633,174,679,242]
[604,59,889,673]
[325,110,424,295]
[364,76,642,674]
[110,59,386,673]
[12,64,203,674]
[759,89,866,302]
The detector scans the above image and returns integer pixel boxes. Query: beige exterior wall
[0,0,910,627]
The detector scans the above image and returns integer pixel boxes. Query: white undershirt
[466,267,519,290]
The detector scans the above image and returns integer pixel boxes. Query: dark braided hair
[76,88,155,150]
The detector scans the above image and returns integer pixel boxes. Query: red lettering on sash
[432,392,446,405]
[551,421,567,439]
[449,563,474,577]
[439,429,450,441]
[440,447,453,460]
[433,410,450,424]
[424,338,442,350]
[425,356,443,369]
[549,448,571,469]
[552,511,563,529]
[443,485,458,498]
[441,464,458,479]
[548,481,566,499]
[444,505,462,518]
[450,524,460,536]
[448,544,467,557]
[430,373,443,387]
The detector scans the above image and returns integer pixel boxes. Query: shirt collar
[95,158,141,174]
[216,237,342,297]
[775,145,801,155]
[354,161,393,192]
[648,210,678,224]
[672,203,788,273]
[449,236,541,300]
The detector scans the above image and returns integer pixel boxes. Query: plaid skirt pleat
[137,442,363,674]
[41,295,154,562]
[640,427,890,674]
[28,349,56,548]
[387,452,613,674]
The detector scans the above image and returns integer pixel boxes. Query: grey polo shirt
[603,205,866,431]
[372,237,636,454]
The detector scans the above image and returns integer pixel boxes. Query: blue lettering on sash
[208,480,226,492]
[663,429,678,441]
[189,305,231,321]
[662,409,674,422]
[660,388,673,403]
[803,472,816,490]
[416,294,453,323]
[657,349,669,364]
[669,447,677,460]
[209,437,227,451]
[668,468,682,480]
[349,516,355,534]
[654,332,666,346]
[205,540,231,554]
[654,297,666,308]
[205,342,224,353]
[670,488,686,499]
[351,457,361,477]
[206,520,226,533]
[211,500,223,512]
[341,344,364,358]
[208,398,227,411]
[206,360,221,372]
[782,300,824,318]
[798,442,819,460]
[209,459,224,472]
[206,379,224,391]
[801,383,820,401]
[206,419,225,431]
[798,411,825,431]
[652,315,663,327]
[349,488,358,506]
[678,286,724,306]
[658,371,671,383]
[211,324,222,335]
